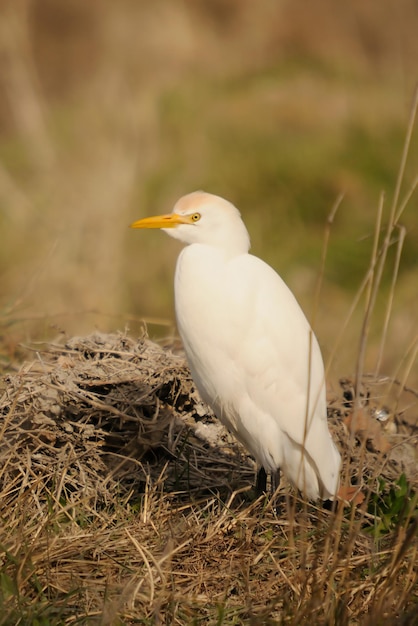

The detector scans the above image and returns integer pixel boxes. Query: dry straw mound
[0,333,417,624]
[0,333,249,510]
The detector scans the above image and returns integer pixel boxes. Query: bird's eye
[191,213,201,223]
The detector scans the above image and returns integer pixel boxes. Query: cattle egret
[131,191,341,500]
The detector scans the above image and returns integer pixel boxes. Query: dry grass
[0,333,417,624]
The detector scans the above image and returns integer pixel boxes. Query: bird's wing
[221,255,340,494]
[224,254,326,415]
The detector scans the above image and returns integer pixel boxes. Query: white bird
[131,191,341,500]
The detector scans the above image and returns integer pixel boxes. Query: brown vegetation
[0,333,417,623]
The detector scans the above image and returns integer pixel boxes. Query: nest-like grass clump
[0,332,417,624]
[0,332,251,515]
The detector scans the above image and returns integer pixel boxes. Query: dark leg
[323,498,337,512]
[271,468,281,496]
[255,467,267,496]
[272,469,281,514]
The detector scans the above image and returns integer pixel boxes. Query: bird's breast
[174,245,243,407]
[175,245,225,324]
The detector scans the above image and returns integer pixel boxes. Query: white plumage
[131,191,341,500]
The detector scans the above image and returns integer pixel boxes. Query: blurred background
[0,0,417,387]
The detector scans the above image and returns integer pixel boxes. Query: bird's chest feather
[175,247,238,352]
[174,246,249,404]
[175,247,224,323]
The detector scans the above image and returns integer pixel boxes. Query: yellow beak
[130,213,190,229]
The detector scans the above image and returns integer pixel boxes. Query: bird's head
[131,191,250,256]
